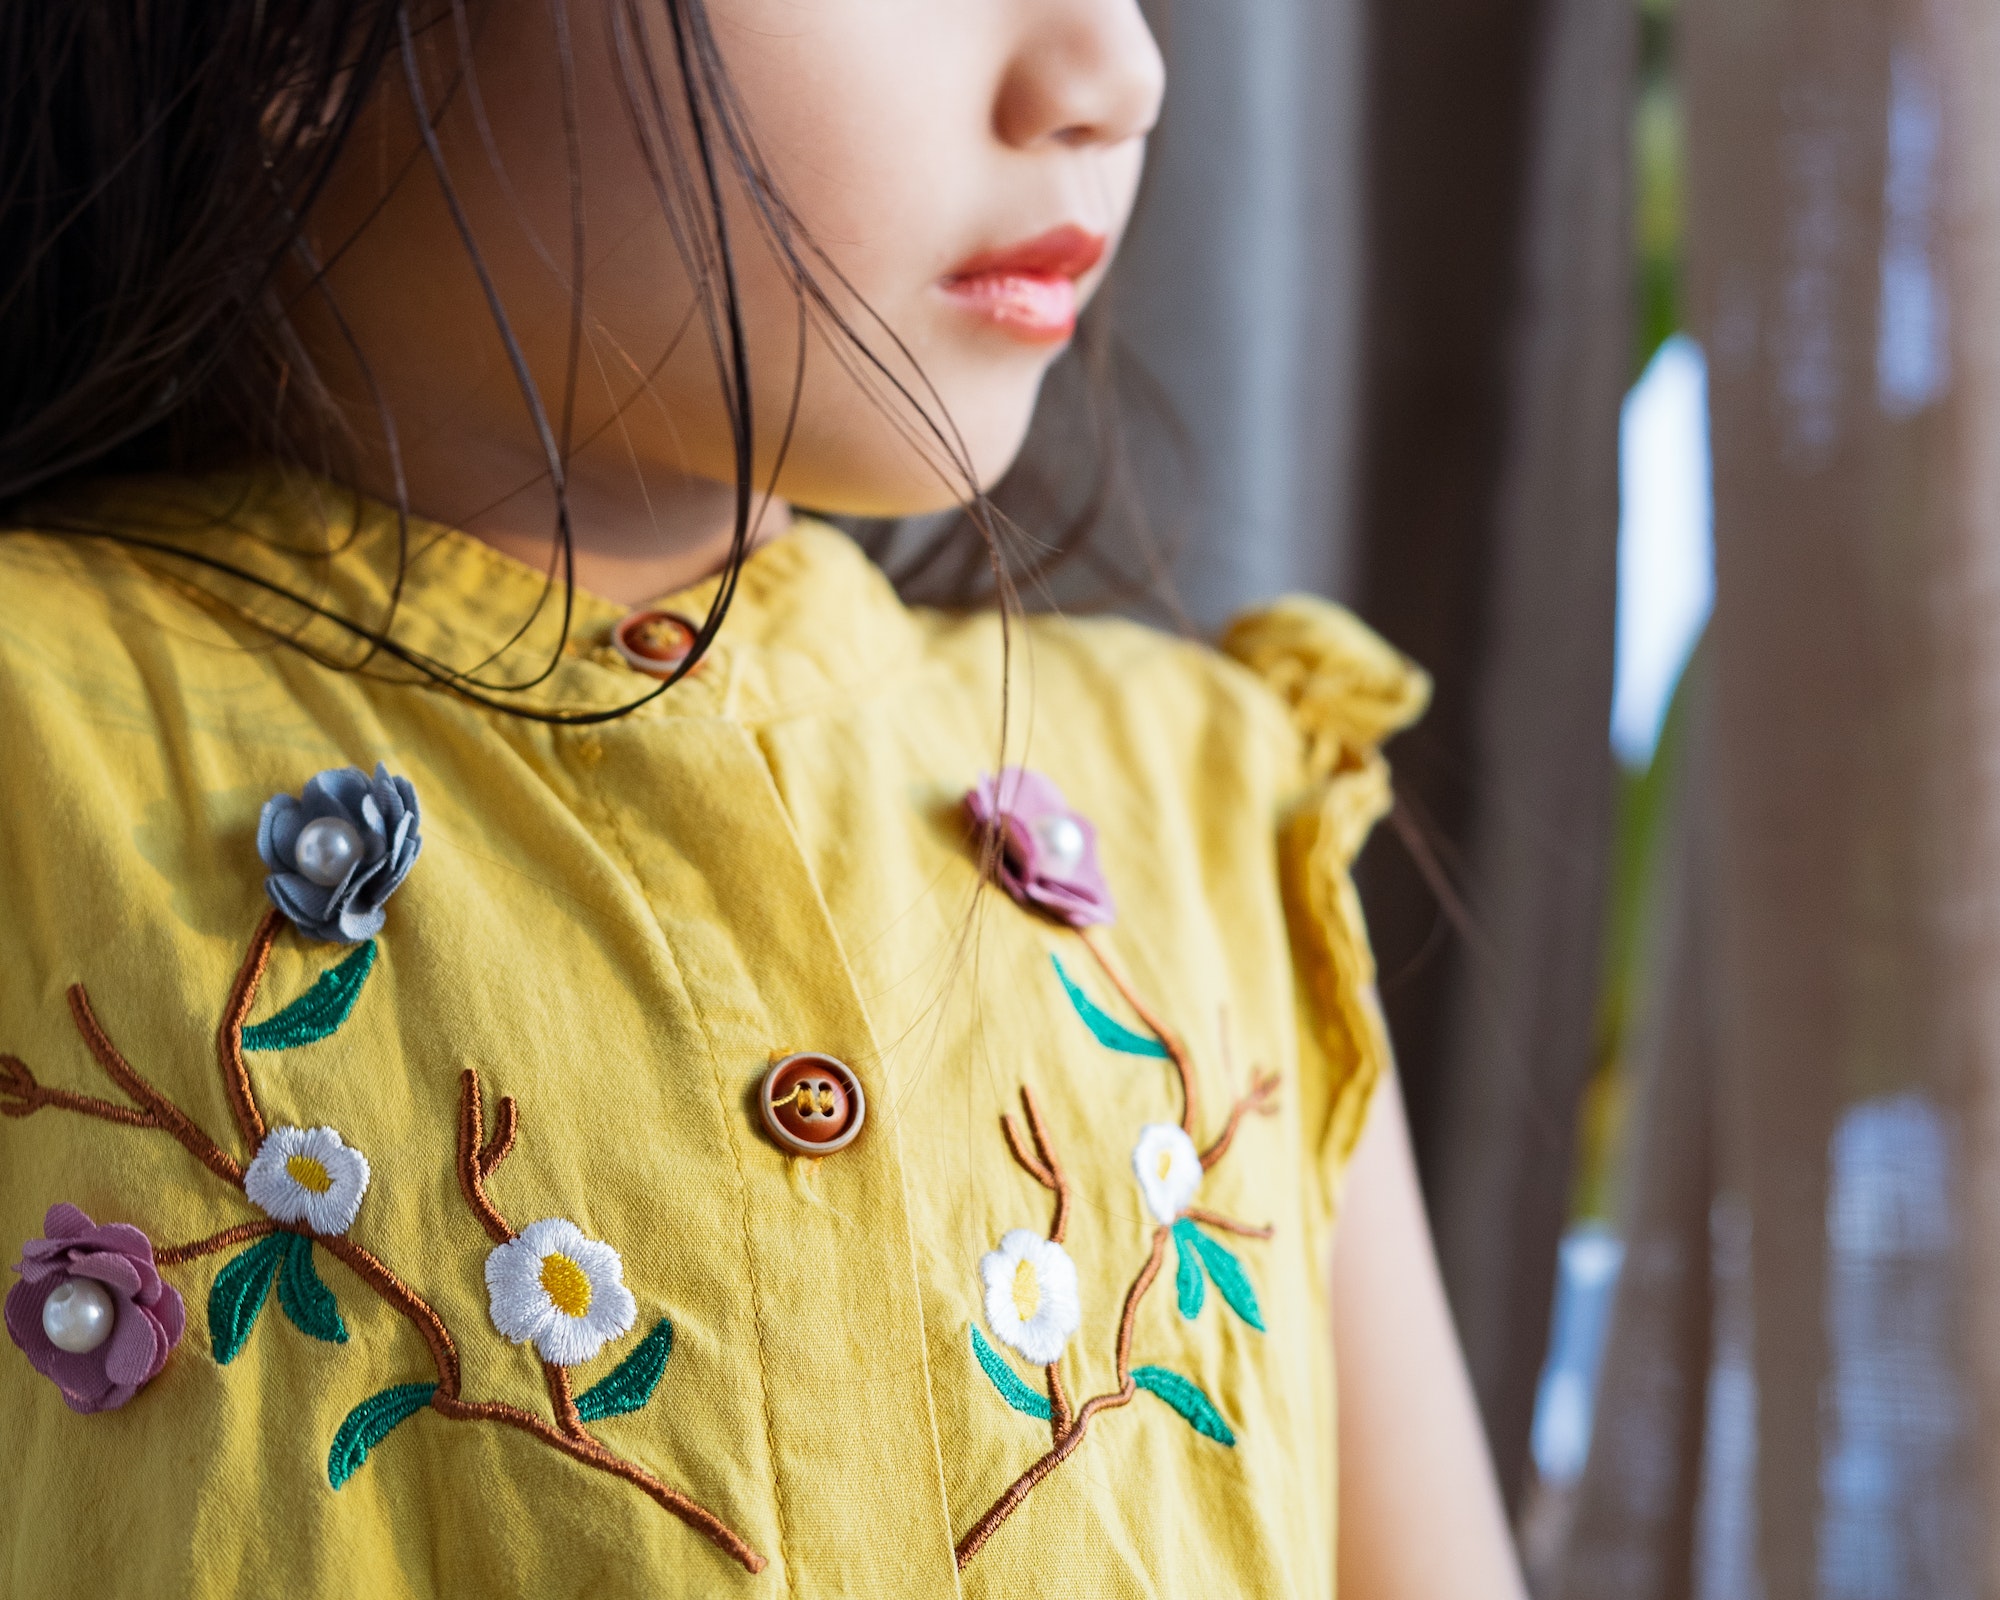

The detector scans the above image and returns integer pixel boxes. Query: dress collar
[50,467,924,722]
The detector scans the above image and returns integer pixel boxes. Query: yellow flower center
[286,1154,334,1194]
[1011,1256,1041,1322]
[540,1251,594,1318]
[1156,1150,1175,1181]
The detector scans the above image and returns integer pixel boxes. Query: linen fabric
[0,470,1425,1599]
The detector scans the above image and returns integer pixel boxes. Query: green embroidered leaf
[1050,954,1169,1058]
[242,941,377,1051]
[1188,1227,1266,1332]
[209,1231,289,1364]
[969,1326,1053,1421]
[1132,1366,1236,1446]
[276,1234,348,1344]
[1171,1219,1207,1320]
[575,1318,675,1423]
[328,1382,437,1488]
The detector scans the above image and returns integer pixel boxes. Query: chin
[772,375,1046,519]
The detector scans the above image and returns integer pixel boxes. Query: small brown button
[612,609,699,678]
[759,1054,866,1155]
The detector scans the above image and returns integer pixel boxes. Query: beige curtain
[1560,0,1989,1593]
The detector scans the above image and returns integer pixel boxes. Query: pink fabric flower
[965,768,1116,927]
[6,1203,185,1413]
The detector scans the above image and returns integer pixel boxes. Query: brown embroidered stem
[1046,1362,1073,1438]
[956,1224,1170,1568]
[1000,1116,1054,1188]
[955,1409,1096,1567]
[1181,1207,1275,1240]
[1198,1072,1282,1170]
[457,1068,517,1245]
[155,1219,283,1265]
[316,1128,760,1576]
[1000,1086,1071,1243]
[66,985,245,1185]
[479,1093,518,1178]
[1114,1225,1169,1383]
[215,908,282,1149]
[957,1384,1147,1569]
[1079,926,1199,1136]
[0,1054,161,1128]
[544,1361,586,1439]
[315,1233,464,1398]
[430,1392,767,1573]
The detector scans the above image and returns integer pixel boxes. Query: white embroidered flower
[980,1229,1082,1366]
[484,1218,638,1367]
[244,1124,371,1235]
[1131,1123,1202,1225]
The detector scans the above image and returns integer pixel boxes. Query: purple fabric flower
[258,763,422,943]
[6,1204,185,1413]
[965,768,1116,928]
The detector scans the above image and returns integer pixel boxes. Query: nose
[995,0,1166,152]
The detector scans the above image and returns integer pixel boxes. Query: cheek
[570,0,1143,517]
[576,3,1055,513]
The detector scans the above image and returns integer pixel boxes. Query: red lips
[940,224,1108,344]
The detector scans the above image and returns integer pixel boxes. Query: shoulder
[909,592,1428,824]
[0,514,328,1039]
[0,515,280,748]
[1217,596,1432,786]
[0,520,201,668]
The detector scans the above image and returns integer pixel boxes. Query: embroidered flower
[979,1229,1082,1365]
[1132,1124,1203,1225]
[259,764,423,943]
[245,1125,372,1236]
[485,1218,638,1367]
[5,1204,185,1413]
[964,768,1115,927]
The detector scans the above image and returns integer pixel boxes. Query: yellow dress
[0,470,1427,1598]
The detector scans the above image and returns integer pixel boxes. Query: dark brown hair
[0,1,1167,721]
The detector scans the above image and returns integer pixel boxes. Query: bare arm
[1331,1070,1528,1599]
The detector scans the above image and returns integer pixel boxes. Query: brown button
[759,1054,866,1155]
[612,609,699,677]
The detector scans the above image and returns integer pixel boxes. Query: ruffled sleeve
[1220,597,1430,1207]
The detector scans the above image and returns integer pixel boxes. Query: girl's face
[299,0,1164,541]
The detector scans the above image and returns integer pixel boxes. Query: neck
[348,435,792,608]
[457,473,792,608]
[469,486,793,609]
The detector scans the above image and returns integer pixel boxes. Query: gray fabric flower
[258,764,422,943]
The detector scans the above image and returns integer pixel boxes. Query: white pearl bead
[294,816,364,887]
[1033,813,1088,876]
[41,1279,115,1354]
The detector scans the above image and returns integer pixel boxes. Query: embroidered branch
[0,915,764,1576]
[457,1068,518,1246]
[1199,1070,1281,1170]
[66,985,245,1185]
[1000,1087,1070,1244]
[216,908,283,1147]
[1077,926,1200,1135]
[154,1220,283,1267]
[959,1083,1275,1568]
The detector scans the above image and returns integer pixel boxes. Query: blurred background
[970,0,1993,1593]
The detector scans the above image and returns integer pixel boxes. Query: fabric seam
[582,743,797,1595]
[748,722,966,1600]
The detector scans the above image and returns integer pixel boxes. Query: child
[0,3,1524,1595]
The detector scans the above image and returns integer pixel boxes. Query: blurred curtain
[1558,0,1990,1594]
[1350,0,1630,1511]
[991,0,1635,1516]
